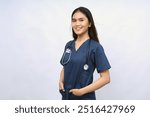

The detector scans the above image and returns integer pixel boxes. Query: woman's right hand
[59,68,65,91]
[59,81,65,91]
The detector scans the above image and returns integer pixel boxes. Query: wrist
[80,88,87,95]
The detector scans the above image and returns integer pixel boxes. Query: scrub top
[60,39,111,100]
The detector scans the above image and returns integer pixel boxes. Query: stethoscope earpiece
[66,48,71,53]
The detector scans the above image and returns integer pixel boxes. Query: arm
[59,68,65,91]
[70,70,110,96]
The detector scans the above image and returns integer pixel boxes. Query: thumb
[69,89,74,93]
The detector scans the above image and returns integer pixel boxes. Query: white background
[0,0,150,99]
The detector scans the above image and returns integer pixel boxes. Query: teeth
[76,27,82,30]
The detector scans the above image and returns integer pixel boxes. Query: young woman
[59,7,111,100]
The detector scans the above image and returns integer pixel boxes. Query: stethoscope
[61,40,91,71]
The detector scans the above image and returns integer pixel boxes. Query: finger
[69,89,75,93]
[69,89,73,93]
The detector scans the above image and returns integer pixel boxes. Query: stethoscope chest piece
[83,64,89,71]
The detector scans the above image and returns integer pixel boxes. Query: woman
[59,7,111,100]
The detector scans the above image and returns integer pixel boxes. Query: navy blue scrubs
[60,39,111,100]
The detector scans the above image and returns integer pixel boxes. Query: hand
[59,81,65,91]
[69,89,84,96]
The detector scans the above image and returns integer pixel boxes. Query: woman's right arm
[59,68,65,91]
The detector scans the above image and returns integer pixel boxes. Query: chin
[74,31,84,35]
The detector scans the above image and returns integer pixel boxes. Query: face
[72,11,91,37]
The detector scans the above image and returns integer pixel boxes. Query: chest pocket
[61,49,71,65]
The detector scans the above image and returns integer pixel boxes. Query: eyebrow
[72,17,85,20]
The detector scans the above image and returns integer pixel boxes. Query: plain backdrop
[0,0,150,99]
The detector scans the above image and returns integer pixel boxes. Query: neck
[77,34,90,42]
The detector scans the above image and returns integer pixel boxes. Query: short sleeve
[94,44,111,73]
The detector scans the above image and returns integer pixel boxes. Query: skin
[59,11,110,97]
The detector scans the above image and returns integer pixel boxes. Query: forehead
[72,11,87,19]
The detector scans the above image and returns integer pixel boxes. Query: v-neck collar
[73,39,90,52]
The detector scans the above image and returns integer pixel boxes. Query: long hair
[71,7,99,43]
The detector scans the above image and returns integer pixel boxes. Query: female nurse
[59,7,111,100]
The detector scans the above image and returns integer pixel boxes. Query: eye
[79,18,84,21]
[72,19,76,22]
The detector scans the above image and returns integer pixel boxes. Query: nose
[75,20,81,26]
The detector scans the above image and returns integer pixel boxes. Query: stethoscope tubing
[61,48,72,65]
[61,40,91,70]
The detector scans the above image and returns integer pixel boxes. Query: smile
[75,27,82,31]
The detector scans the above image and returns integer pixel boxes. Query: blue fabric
[60,39,111,100]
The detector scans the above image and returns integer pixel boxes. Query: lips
[74,27,82,31]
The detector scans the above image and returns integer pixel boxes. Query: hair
[71,7,99,43]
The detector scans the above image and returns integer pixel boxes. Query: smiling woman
[71,11,91,41]
[0,1,149,100]
[59,7,111,100]
[71,11,91,51]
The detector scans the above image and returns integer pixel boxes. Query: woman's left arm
[70,70,110,96]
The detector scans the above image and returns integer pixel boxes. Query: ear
[89,23,91,27]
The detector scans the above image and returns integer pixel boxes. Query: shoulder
[65,40,74,48]
[90,39,104,52]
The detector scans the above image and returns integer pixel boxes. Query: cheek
[83,22,90,28]
[71,24,76,30]
[71,22,75,27]
[83,24,89,31]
